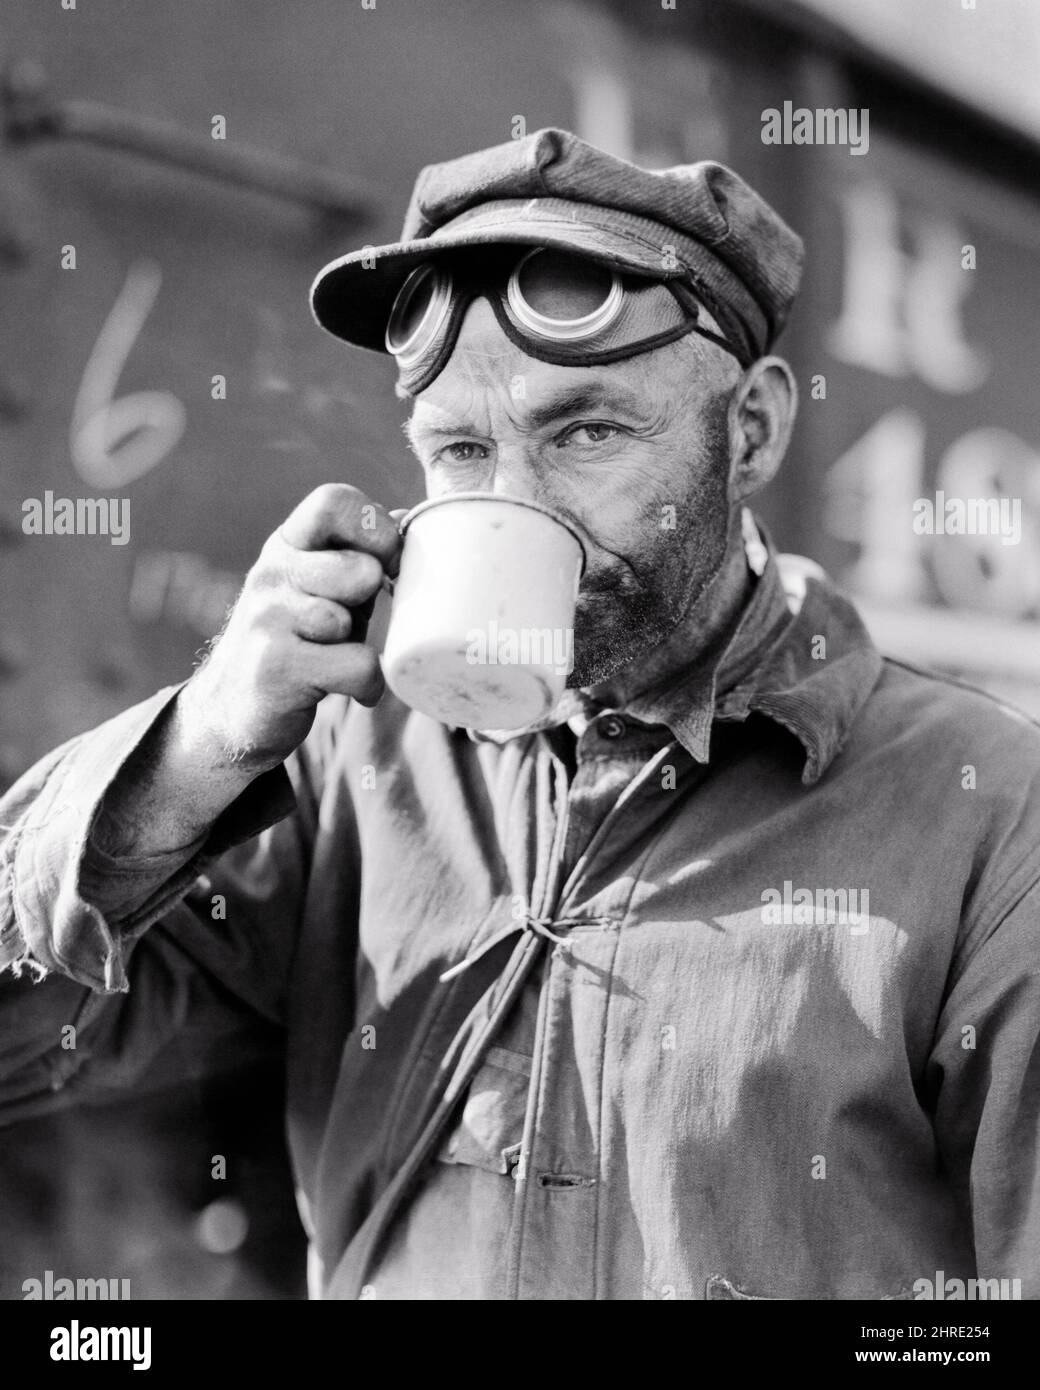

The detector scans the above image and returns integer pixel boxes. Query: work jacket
[2,544,1039,1300]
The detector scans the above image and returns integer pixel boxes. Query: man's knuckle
[346,550,383,587]
[306,600,349,642]
[311,482,365,519]
[280,548,307,593]
[308,482,341,509]
[253,596,293,637]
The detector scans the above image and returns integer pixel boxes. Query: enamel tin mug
[382,493,586,730]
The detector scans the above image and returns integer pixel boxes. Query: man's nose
[486,443,547,504]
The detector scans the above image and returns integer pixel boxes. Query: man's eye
[438,442,490,464]
[557,422,619,446]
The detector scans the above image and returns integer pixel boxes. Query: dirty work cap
[310,126,804,372]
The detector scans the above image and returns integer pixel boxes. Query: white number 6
[70,259,187,489]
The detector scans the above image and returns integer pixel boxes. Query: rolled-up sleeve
[1,683,295,993]
[0,684,330,1127]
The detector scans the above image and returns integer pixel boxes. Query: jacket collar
[465,516,883,786]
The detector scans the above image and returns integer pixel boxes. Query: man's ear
[726,355,798,502]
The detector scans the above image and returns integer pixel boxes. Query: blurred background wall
[1,0,1037,1299]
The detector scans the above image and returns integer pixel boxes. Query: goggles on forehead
[384,246,747,395]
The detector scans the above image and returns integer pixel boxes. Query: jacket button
[599,714,626,740]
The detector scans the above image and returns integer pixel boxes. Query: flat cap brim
[311,198,730,354]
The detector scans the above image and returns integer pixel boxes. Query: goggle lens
[507,249,623,340]
[385,265,453,361]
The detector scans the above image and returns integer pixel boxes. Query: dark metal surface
[2,57,376,221]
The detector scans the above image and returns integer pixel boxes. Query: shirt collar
[464,515,883,786]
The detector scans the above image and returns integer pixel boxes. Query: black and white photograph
[0,0,1038,1349]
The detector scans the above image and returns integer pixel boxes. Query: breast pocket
[436,1044,532,1177]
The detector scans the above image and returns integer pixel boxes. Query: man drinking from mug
[1,128,1038,1300]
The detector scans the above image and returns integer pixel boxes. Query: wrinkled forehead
[406,300,719,443]
[440,296,541,381]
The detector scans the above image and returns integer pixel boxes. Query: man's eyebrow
[521,382,648,431]
[405,381,649,449]
[403,416,457,451]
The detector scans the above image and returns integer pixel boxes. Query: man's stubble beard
[566,410,734,690]
[567,581,675,688]
[566,522,728,688]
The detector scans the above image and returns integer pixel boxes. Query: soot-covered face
[404,296,747,687]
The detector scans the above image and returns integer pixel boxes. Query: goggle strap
[399,286,479,396]
[488,294,745,369]
[669,277,751,366]
[392,269,750,395]
[689,322,749,364]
